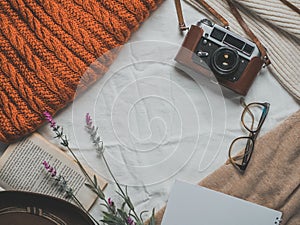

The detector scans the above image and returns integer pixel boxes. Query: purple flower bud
[86,113,92,126]
[42,160,50,169]
[51,170,57,177]
[50,121,56,128]
[48,167,53,173]
[43,111,57,129]
[108,197,114,206]
[127,217,135,225]
[42,161,57,178]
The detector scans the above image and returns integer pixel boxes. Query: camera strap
[225,0,270,66]
[280,0,300,15]
[174,0,273,65]
[174,0,189,31]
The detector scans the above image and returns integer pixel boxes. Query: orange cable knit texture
[0,0,164,143]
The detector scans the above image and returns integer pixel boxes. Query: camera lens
[211,47,239,76]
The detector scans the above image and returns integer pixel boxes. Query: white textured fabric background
[0,0,299,222]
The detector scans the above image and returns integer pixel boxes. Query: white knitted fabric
[185,0,300,100]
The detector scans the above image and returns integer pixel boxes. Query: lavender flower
[108,197,114,206]
[85,113,104,155]
[85,113,154,225]
[43,112,57,128]
[43,112,156,225]
[42,161,71,197]
[42,160,56,177]
[43,112,99,191]
[106,197,116,213]
[44,111,68,146]
[127,217,136,225]
[86,113,93,127]
[42,160,100,225]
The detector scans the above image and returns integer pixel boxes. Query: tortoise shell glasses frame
[228,99,270,173]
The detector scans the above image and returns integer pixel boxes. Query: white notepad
[162,181,282,225]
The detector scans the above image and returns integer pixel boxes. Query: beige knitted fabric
[185,0,300,100]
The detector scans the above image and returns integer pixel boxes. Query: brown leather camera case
[175,25,264,96]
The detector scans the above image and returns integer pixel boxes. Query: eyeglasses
[228,99,270,173]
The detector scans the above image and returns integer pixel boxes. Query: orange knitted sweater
[0,0,163,143]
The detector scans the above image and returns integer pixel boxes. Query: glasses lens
[242,103,266,132]
[229,137,254,168]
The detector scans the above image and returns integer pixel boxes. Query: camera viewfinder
[243,44,255,56]
[224,34,245,50]
[211,28,226,41]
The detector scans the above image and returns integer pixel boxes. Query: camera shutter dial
[197,19,214,27]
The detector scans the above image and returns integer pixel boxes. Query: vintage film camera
[175,19,265,95]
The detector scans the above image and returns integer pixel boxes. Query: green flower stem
[53,127,98,193]
[102,154,141,224]
[45,113,153,225]
[54,130,109,204]
[89,121,144,224]
[65,145,94,185]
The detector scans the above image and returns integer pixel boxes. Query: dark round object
[0,191,95,225]
[197,19,214,27]
[211,47,240,76]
